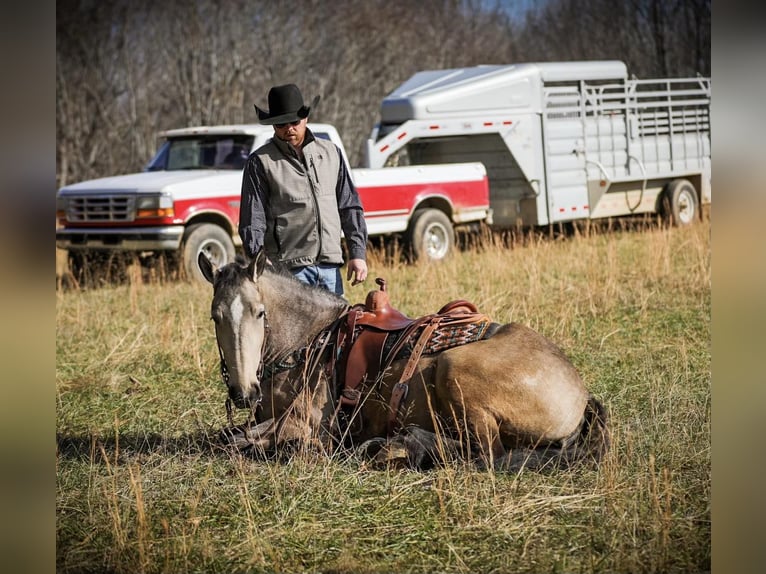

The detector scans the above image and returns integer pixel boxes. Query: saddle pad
[382,316,494,362]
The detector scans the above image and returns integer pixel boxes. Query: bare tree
[56,0,710,185]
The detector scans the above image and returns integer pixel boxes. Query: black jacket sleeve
[238,155,269,259]
[335,148,368,261]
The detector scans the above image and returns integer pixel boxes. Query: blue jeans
[292,264,344,295]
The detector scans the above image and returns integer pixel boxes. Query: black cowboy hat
[254,84,320,125]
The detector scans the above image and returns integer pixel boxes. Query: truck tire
[182,223,235,283]
[661,179,699,226]
[406,208,454,262]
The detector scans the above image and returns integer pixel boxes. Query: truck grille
[67,195,135,222]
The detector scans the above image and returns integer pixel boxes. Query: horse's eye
[211,310,223,324]
[256,309,266,320]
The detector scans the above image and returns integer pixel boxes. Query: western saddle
[337,278,495,435]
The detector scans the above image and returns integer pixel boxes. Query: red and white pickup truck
[56,123,490,282]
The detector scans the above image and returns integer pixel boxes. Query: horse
[199,251,610,471]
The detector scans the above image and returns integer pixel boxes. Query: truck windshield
[145,135,255,171]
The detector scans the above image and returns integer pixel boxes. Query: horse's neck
[260,272,348,360]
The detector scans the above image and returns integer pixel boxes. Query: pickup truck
[56,123,490,283]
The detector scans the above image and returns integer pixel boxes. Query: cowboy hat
[254,84,320,125]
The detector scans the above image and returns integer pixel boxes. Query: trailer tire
[182,223,236,283]
[406,208,454,262]
[661,179,699,226]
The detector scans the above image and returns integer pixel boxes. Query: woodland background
[56,0,711,187]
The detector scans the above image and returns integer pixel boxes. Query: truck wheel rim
[425,224,449,259]
[201,240,228,267]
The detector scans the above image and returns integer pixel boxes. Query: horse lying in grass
[199,251,610,471]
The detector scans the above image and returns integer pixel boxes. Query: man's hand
[346,259,368,286]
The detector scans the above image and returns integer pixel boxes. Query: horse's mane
[234,254,350,310]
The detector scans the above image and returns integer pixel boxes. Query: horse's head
[199,251,268,410]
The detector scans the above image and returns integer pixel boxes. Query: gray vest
[255,133,344,268]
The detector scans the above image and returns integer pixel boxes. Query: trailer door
[542,85,590,223]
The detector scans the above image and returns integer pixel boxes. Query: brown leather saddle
[337,278,495,434]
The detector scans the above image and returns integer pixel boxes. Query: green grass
[56,219,710,573]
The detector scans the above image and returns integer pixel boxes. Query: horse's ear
[198,252,216,284]
[248,249,267,280]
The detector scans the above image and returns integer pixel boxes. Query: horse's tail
[573,394,611,464]
[500,394,610,472]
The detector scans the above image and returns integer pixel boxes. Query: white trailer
[365,61,711,228]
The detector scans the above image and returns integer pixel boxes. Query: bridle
[218,310,270,428]
[218,303,353,430]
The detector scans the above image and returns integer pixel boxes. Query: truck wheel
[406,209,454,262]
[661,179,699,226]
[182,223,235,283]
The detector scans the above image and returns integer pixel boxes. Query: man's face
[274,117,307,148]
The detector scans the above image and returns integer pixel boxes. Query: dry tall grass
[56,219,710,573]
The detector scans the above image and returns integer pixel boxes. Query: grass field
[56,219,711,573]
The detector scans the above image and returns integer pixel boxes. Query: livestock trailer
[365,61,711,227]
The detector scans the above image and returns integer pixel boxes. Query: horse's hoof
[370,443,409,469]
[356,437,387,459]
[218,425,263,451]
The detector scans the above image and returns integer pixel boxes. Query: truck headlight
[136,194,175,219]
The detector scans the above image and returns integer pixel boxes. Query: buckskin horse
[199,251,609,471]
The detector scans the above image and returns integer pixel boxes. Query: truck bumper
[56,225,185,251]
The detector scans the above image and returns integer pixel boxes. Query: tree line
[56,0,710,188]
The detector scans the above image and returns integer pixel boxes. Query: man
[239,84,368,295]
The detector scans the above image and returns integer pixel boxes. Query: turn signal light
[136,207,175,219]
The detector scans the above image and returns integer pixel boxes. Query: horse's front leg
[295,371,341,451]
[268,372,337,452]
[219,412,314,453]
[219,417,281,452]
[221,372,337,454]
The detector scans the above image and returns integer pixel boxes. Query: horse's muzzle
[229,383,262,410]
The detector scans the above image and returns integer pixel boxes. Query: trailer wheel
[182,223,236,283]
[662,179,699,226]
[406,209,454,262]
